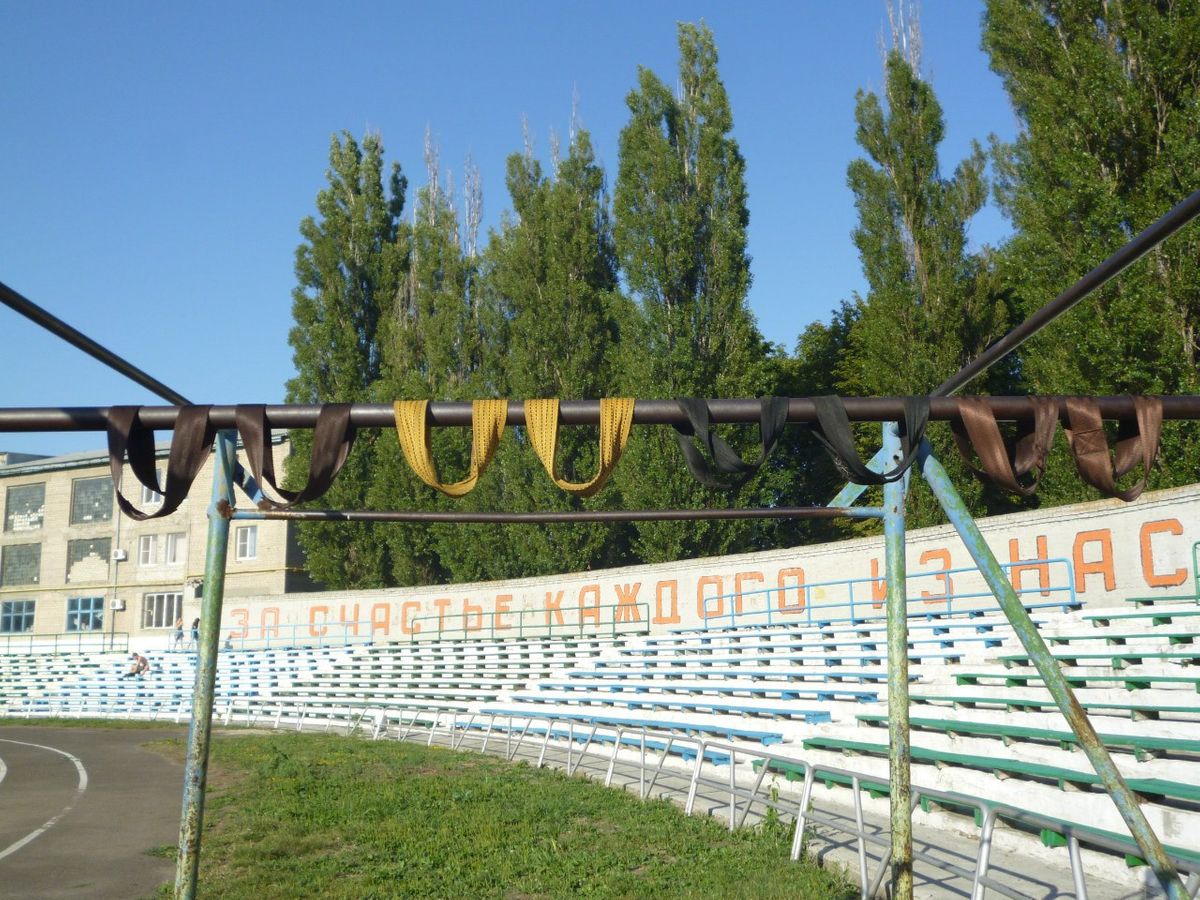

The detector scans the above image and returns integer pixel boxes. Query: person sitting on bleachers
[121,652,150,679]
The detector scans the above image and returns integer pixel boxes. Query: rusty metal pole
[882,423,913,900]
[174,429,236,899]
[917,440,1186,899]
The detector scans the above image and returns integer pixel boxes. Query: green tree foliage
[369,138,486,586]
[285,132,407,588]
[613,22,777,563]
[468,129,631,579]
[839,48,1014,527]
[984,0,1200,503]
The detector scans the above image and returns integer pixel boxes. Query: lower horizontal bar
[229,506,884,524]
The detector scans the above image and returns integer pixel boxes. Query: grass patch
[175,732,853,899]
[146,844,177,859]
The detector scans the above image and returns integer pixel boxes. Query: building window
[0,599,35,633]
[5,483,45,532]
[142,592,182,629]
[66,596,104,632]
[70,476,113,525]
[138,534,159,566]
[165,532,187,566]
[0,543,41,586]
[235,525,257,561]
[66,537,111,583]
[141,472,163,507]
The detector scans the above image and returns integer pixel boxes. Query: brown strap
[1063,396,1162,501]
[104,405,215,520]
[235,404,356,509]
[950,397,1058,496]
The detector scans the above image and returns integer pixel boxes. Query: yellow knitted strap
[525,397,635,497]
[393,398,508,497]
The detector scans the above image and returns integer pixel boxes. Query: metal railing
[0,630,129,656]
[698,558,1077,630]
[171,699,1200,900]
[408,602,652,643]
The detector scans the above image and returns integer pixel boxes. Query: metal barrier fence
[22,694,1184,900]
[699,558,1078,630]
[408,602,652,643]
[0,630,129,656]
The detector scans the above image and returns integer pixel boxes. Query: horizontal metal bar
[230,506,884,524]
[937,188,1200,397]
[0,279,191,406]
[3,395,1200,433]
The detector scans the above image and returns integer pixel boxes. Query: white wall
[217,483,1200,643]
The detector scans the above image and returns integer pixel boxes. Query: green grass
[175,732,853,899]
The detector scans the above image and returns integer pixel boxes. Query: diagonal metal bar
[917,439,1185,899]
[0,280,191,405]
[936,188,1200,397]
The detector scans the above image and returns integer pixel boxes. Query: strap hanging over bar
[104,405,215,520]
[810,395,930,484]
[951,396,1058,496]
[393,399,508,497]
[1063,396,1162,501]
[673,397,789,489]
[235,403,356,509]
[526,397,635,497]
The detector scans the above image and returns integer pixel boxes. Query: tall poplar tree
[370,137,486,585]
[286,132,407,588]
[614,22,775,564]
[465,129,630,579]
[840,44,1013,526]
[984,0,1200,503]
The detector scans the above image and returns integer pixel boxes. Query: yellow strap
[393,398,508,497]
[525,397,635,497]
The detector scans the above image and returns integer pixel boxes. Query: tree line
[285,4,1200,590]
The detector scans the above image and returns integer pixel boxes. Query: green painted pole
[174,429,236,899]
[917,440,1185,899]
[882,422,913,900]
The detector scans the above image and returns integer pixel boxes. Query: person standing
[190,617,200,649]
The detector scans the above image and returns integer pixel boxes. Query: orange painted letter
[309,605,329,638]
[654,581,680,625]
[578,584,601,626]
[919,548,953,604]
[734,571,764,614]
[1073,529,1115,593]
[494,594,513,631]
[614,583,643,623]
[400,601,421,635]
[1009,535,1051,597]
[777,567,806,614]
[869,558,887,610]
[545,590,565,627]
[371,603,391,636]
[1141,519,1187,588]
[697,575,725,620]
[228,608,249,640]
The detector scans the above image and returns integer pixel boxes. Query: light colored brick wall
[0,438,305,644]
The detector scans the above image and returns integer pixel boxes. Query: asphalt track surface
[0,725,188,900]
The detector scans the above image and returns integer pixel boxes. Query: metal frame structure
[2,187,1199,899]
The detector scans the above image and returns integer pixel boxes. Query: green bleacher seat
[955,670,1200,691]
[854,713,1200,761]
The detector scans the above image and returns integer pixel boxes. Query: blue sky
[0,2,1018,456]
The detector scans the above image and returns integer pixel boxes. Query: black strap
[810,395,930,485]
[673,397,790,490]
[104,405,215,520]
[235,404,356,509]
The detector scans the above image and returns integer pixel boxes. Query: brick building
[0,438,311,647]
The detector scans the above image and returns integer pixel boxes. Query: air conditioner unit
[112,548,128,562]
[110,598,126,611]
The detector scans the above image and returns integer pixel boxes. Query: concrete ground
[0,725,187,900]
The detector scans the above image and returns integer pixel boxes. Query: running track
[0,725,187,899]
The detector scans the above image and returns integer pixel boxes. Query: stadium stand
[3,593,1199,896]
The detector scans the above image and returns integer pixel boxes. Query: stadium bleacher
[3,588,1198,896]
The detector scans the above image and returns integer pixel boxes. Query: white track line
[0,755,7,787]
[0,739,89,862]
